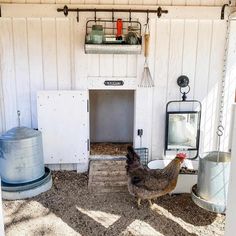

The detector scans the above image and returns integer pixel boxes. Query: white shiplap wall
[0,3,235,169]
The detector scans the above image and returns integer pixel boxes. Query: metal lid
[0,127,41,141]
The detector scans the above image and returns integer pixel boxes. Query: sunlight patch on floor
[151,203,222,236]
[152,203,197,234]
[121,219,164,236]
[4,200,80,236]
[76,206,121,228]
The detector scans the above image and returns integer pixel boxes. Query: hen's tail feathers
[126,146,141,173]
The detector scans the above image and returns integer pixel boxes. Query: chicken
[126,146,186,208]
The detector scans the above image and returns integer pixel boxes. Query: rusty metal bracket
[62,5,69,16]
[157,7,168,18]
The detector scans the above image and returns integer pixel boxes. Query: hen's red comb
[176,153,187,160]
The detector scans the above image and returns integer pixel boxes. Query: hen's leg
[148,199,153,207]
[137,198,141,208]
[148,199,156,210]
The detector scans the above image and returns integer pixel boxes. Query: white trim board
[0,4,235,20]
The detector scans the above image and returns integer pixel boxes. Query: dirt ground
[3,171,225,236]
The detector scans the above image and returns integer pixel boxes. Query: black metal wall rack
[57,5,168,22]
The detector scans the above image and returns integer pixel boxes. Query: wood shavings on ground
[90,143,132,155]
[3,171,225,236]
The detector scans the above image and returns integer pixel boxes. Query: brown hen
[126,146,186,208]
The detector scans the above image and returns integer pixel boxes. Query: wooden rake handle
[144,33,150,58]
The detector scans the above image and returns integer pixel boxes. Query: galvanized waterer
[0,111,52,200]
[192,152,231,213]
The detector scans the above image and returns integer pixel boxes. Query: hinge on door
[87,99,89,112]
[87,139,90,152]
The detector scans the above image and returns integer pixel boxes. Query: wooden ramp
[88,156,128,194]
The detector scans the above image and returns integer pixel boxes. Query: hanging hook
[94,8,97,22]
[112,8,114,22]
[217,125,224,137]
[76,9,79,22]
[145,10,150,34]
[146,10,149,25]
[221,4,229,20]
[129,9,132,22]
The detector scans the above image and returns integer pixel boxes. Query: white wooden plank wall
[151,19,227,158]
[0,13,232,165]
[0,0,233,6]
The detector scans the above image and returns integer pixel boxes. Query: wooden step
[88,158,128,194]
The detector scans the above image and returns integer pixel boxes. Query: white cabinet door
[37,91,89,164]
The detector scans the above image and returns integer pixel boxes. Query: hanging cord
[216,18,231,163]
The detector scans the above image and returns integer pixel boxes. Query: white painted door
[37,91,89,164]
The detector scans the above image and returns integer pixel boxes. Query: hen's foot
[148,199,153,207]
[148,200,155,210]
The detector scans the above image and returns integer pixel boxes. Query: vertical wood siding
[1,6,234,168]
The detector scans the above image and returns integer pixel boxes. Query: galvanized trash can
[192,151,231,213]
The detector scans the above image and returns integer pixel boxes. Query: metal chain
[217,18,231,161]
[17,110,21,127]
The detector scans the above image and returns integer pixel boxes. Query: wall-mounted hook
[0,6,1,18]
[129,9,132,22]
[221,4,229,20]
[76,9,79,22]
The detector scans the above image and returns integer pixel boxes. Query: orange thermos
[116,19,123,40]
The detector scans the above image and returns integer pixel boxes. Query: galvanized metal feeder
[0,111,52,200]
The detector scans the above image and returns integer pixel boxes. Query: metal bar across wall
[0,4,232,20]
[57,5,168,19]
